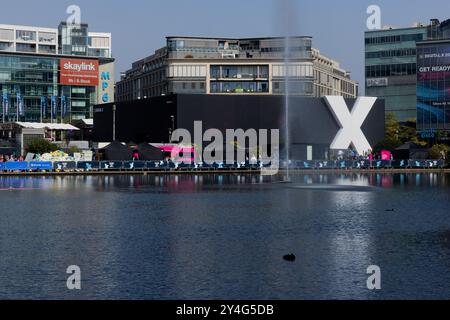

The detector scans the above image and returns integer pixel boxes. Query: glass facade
[365,27,428,122]
[417,41,450,131]
[0,54,96,121]
[59,23,89,56]
[210,81,269,94]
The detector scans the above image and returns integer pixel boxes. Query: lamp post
[112,104,116,141]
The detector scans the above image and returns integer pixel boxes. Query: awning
[15,122,80,131]
[81,119,93,126]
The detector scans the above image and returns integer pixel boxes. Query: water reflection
[0,173,449,299]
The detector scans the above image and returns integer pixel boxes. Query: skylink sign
[324,96,377,155]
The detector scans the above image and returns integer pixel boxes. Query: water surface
[0,173,449,299]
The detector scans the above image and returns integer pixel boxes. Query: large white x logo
[324,96,377,155]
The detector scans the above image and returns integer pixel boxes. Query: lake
[0,173,449,299]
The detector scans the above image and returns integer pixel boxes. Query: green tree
[385,113,400,139]
[26,139,58,155]
[428,144,450,160]
[380,113,427,148]
[373,136,402,154]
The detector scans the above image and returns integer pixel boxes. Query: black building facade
[94,94,385,160]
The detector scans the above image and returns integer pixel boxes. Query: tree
[428,144,450,160]
[378,113,427,150]
[26,139,58,155]
[385,113,400,139]
[373,136,402,154]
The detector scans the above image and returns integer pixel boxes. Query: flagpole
[2,95,4,124]
[16,93,19,122]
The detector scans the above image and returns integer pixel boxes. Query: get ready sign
[60,59,99,86]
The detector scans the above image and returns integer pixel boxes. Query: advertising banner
[60,59,99,86]
[124,161,146,169]
[295,161,316,169]
[77,161,100,170]
[315,161,337,169]
[54,162,77,171]
[100,161,124,170]
[5,162,29,171]
[391,160,408,168]
[417,43,450,128]
[29,162,53,170]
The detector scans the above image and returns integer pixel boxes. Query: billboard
[97,62,115,104]
[60,59,99,86]
[417,42,450,130]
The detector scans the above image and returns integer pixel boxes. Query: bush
[373,137,402,154]
[427,144,450,160]
[67,146,81,155]
[26,139,58,155]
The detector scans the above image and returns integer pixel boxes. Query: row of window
[365,63,417,78]
[366,48,417,59]
[210,65,269,79]
[365,33,424,45]
[273,81,313,95]
[210,81,269,94]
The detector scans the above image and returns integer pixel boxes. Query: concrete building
[365,18,450,123]
[115,36,358,102]
[0,22,114,123]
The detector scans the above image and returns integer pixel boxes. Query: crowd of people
[0,154,24,162]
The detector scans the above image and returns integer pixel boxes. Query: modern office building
[365,18,450,123]
[0,22,114,123]
[115,36,358,102]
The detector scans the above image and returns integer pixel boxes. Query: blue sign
[29,162,53,170]
[54,162,77,171]
[409,160,426,168]
[5,162,28,171]
[391,160,407,168]
[124,161,146,169]
[77,161,100,170]
[295,160,315,169]
[100,161,124,170]
[101,71,111,103]
[420,129,436,139]
[316,161,337,169]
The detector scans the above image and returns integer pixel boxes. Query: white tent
[15,122,80,131]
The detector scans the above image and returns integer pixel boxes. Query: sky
[1,0,450,91]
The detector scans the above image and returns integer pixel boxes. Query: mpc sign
[97,62,115,104]
[60,58,99,86]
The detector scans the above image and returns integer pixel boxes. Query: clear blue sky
[1,0,450,91]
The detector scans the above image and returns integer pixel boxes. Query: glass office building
[365,26,427,122]
[0,22,113,123]
[365,18,450,123]
[0,54,98,121]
